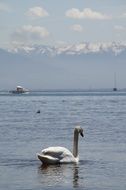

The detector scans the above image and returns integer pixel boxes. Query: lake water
[0,91,126,190]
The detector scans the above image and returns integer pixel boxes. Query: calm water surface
[0,91,126,190]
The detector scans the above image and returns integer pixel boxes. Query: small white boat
[10,86,29,94]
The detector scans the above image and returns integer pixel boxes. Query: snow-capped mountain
[7,42,126,56]
[0,41,126,90]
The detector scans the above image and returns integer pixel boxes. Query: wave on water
[0,158,38,168]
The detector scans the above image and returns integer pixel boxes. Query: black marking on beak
[80,132,84,137]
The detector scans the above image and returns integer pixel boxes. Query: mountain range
[6,41,126,57]
[0,42,126,90]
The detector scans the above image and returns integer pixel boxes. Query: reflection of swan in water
[73,165,79,188]
[38,163,80,188]
[37,126,84,164]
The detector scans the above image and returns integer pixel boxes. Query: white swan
[37,126,84,164]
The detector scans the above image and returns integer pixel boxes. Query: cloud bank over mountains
[1,3,126,48]
[11,25,49,43]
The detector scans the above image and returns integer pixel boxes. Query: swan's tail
[37,153,59,164]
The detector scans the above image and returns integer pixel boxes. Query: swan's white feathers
[37,126,83,164]
[42,146,72,157]
[38,146,77,164]
[37,153,59,164]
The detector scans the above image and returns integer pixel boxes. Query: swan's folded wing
[37,153,59,164]
[41,146,66,159]
[37,146,77,164]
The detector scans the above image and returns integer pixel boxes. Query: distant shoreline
[1,88,126,93]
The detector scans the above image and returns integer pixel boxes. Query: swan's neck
[73,130,79,158]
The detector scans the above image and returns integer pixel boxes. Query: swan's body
[37,126,84,164]
[37,146,78,164]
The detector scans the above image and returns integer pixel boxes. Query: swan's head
[75,126,84,137]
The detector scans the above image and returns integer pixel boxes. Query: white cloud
[120,12,126,18]
[114,25,125,31]
[66,8,111,20]
[123,13,126,17]
[26,6,49,19]
[12,25,49,42]
[0,3,10,12]
[71,24,83,32]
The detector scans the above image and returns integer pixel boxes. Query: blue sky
[0,0,126,48]
[0,0,126,90]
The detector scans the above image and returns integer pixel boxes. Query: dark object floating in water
[36,110,40,113]
[113,88,117,91]
[113,73,117,91]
